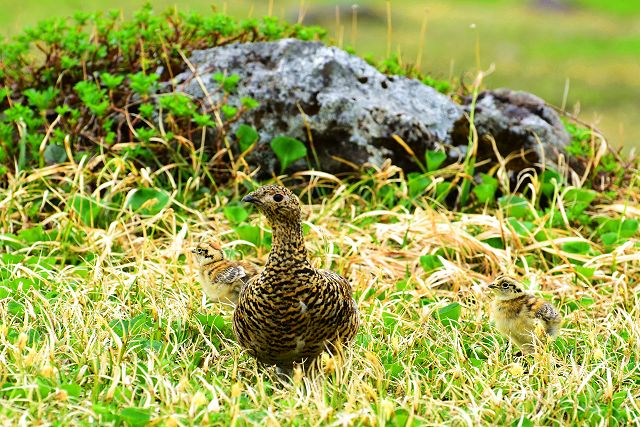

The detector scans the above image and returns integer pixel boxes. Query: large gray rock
[175,39,571,176]
[451,89,572,175]
[176,38,463,175]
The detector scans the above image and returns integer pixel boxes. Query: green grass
[1,153,640,424]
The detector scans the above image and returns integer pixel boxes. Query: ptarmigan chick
[233,184,359,373]
[192,241,258,305]
[488,275,562,354]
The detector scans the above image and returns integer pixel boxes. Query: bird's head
[488,275,525,299]
[191,241,224,264]
[241,184,301,225]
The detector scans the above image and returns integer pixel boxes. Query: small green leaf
[240,96,259,109]
[117,407,151,427]
[511,416,534,427]
[192,113,216,128]
[139,103,154,118]
[221,104,238,118]
[93,404,117,422]
[236,224,260,246]
[196,313,229,334]
[419,254,443,273]
[18,226,46,243]
[71,195,103,227]
[126,188,170,215]
[109,314,152,339]
[100,73,125,90]
[564,188,596,219]
[213,73,240,92]
[600,232,620,246]
[499,195,531,219]
[224,205,249,224]
[620,219,639,235]
[574,265,596,279]
[473,184,496,204]
[382,311,398,329]
[507,218,535,237]
[562,241,591,255]
[60,383,82,398]
[8,301,24,316]
[473,173,499,204]
[425,150,447,172]
[236,124,259,152]
[0,233,25,250]
[270,136,307,172]
[483,237,505,249]
[407,173,431,198]
[540,169,562,198]
[43,144,67,164]
[434,302,461,325]
[384,362,404,380]
[129,72,159,96]
[435,181,451,199]
[235,224,271,248]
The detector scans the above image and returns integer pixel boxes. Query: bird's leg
[275,366,294,380]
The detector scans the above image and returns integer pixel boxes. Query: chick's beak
[241,193,259,204]
[488,283,497,289]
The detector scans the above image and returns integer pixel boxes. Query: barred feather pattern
[489,275,562,354]
[193,242,258,305]
[233,185,359,369]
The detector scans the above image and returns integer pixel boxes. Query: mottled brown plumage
[192,241,258,305]
[488,275,562,354]
[233,185,359,371]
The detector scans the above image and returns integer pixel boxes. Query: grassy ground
[1,0,639,149]
[1,155,639,424]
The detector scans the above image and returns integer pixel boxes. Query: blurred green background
[1,0,638,149]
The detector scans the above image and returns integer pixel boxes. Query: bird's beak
[488,283,497,289]
[190,248,197,254]
[242,193,259,204]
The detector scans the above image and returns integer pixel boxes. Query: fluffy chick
[233,185,359,373]
[192,241,258,305]
[488,275,562,354]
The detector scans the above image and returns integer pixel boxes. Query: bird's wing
[237,261,259,279]
[316,269,354,297]
[534,302,559,322]
[308,269,359,330]
[213,264,249,285]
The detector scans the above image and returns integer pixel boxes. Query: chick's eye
[273,194,284,202]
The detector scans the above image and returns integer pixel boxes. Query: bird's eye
[273,194,284,202]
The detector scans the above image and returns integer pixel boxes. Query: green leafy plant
[223,205,249,224]
[126,188,170,215]
[425,150,447,172]
[419,254,443,272]
[235,124,259,152]
[434,302,461,326]
[473,174,499,204]
[270,136,307,172]
[0,5,327,185]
